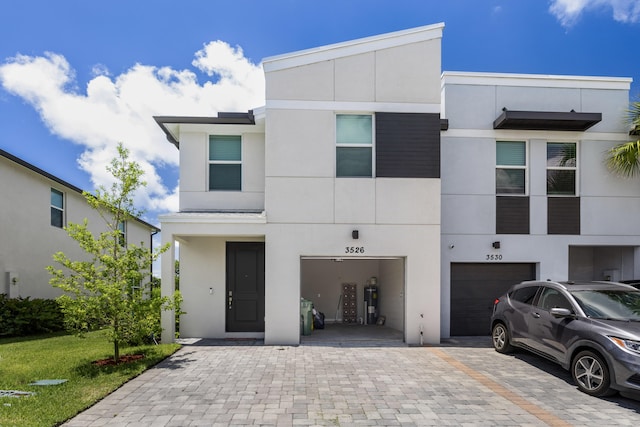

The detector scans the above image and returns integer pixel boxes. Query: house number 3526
[345,246,365,254]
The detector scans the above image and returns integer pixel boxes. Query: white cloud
[550,0,640,26]
[0,41,265,218]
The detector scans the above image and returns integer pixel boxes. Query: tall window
[117,220,126,247]
[209,135,241,191]
[496,141,526,194]
[336,114,373,177]
[547,142,577,195]
[50,188,64,228]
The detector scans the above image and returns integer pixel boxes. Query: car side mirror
[550,307,573,318]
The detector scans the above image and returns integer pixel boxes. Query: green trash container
[300,299,313,336]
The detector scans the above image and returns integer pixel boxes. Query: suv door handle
[532,312,541,318]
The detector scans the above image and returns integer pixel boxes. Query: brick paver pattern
[63,341,640,426]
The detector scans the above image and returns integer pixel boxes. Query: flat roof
[154,111,259,148]
[493,109,602,131]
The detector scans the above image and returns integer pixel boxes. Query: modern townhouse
[156,23,638,345]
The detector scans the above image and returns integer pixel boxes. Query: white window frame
[208,135,242,191]
[335,113,375,178]
[495,140,528,196]
[546,141,578,197]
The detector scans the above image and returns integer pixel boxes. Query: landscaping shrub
[0,294,65,336]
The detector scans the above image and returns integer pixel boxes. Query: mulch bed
[92,354,144,366]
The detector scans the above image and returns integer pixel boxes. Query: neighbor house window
[117,220,126,247]
[547,142,577,195]
[50,188,64,228]
[336,114,373,177]
[496,141,526,194]
[209,135,241,191]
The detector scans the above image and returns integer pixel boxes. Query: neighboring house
[440,72,636,337]
[155,23,638,345]
[0,149,160,300]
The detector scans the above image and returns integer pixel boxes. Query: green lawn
[0,331,180,427]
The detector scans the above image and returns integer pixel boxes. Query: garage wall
[377,258,405,331]
[300,259,380,321]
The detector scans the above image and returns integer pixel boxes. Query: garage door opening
[300,257,405,345]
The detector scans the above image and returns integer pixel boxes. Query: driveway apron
[63,338,640,426]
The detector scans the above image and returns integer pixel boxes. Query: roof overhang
[493,109,602,131]
[154,111,258,148]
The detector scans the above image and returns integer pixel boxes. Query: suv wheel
[491,322,513,354]
[571,350,616,397]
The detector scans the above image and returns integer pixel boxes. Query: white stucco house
[0,149,160,300]
[156,23,639,345]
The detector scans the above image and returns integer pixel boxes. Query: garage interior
[299,257,405,345]
[569,245,637,282]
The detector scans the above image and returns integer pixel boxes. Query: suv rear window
[510,286,539,305]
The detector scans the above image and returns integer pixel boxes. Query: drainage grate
[29,379,67,386]
[0,390,35,398]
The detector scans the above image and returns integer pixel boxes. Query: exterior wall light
[352,230,359,239]
[492,241,501,249]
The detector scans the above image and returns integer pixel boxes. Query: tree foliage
[606,101,640,177]
[48,143,180,362]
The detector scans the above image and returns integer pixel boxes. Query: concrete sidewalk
[63,338,640,426]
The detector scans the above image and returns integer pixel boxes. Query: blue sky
[1,0,639,225]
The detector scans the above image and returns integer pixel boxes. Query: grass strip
[0,330,180,427]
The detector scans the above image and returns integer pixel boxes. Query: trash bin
[300,298,313,336]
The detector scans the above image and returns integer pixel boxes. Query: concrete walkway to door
[63,337,640,426]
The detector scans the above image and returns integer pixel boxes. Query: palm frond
[606,140,640,177]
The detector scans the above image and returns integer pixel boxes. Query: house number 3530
[345,246,365,254]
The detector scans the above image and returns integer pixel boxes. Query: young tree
[48,143,180,362]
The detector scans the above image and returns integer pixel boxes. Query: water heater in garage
[364,277,378,325]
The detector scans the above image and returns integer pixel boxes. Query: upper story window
[336,114,373,177]
[117,220,126,247]
[50,188,64,228]
[547,142,577,196]
[496,141,526,194]
[209,135,241,191]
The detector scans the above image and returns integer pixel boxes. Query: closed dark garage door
[450,263,536,336]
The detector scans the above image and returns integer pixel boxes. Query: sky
[1,0,639,227]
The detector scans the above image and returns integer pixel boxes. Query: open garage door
[450,263,536,336]
[300,257,405,344]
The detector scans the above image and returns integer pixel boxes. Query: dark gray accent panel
[496,196,530,234]
[451,263,536,336]
[375,112,441,178]
[548,197,580,235]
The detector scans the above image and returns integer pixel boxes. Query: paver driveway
[63,338,640,426]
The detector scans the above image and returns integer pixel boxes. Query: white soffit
[441,71,632,90]
[263,23,444,73]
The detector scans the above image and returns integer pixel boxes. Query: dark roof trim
[493,109,602,131]
[154,111,255,148]
[0,148,160,233]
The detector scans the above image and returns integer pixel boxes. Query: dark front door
[226,242,265,332]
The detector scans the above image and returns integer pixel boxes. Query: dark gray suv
[490,280,640,397]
